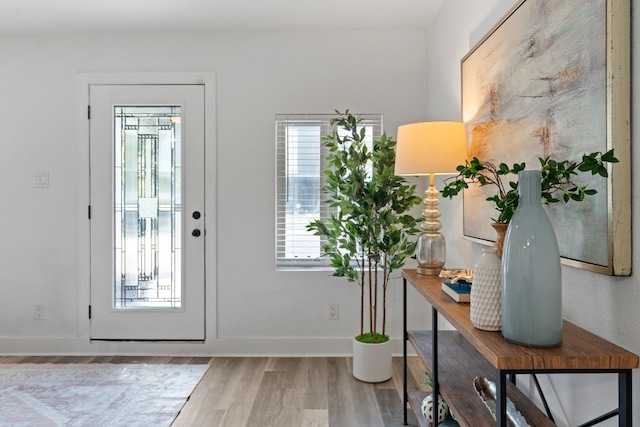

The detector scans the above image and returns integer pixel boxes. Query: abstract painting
[461,0,630,275]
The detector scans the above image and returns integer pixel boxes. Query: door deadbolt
[192,229,201,237]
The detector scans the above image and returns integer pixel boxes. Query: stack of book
[441,280,471,303]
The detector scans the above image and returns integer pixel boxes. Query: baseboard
[0,336,417,357]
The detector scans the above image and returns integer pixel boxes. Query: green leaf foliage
[306,110,421,338]
[441,149,618,223]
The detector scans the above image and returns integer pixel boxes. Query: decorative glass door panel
[114,107,182,309]
[89,84,205,340]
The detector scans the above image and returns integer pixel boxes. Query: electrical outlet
[34,304,45,320]
[328,302,339,320]
[32,172,49,189]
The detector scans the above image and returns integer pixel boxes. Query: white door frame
[76,72,217,345]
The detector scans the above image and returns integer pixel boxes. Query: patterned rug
[0,363,209,427]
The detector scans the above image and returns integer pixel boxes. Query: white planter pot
[352,337,392,383]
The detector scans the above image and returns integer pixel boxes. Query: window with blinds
[275,113,383,268]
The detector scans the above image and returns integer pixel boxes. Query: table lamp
[395,121,467,275]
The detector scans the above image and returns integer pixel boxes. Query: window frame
[275,113,383,269]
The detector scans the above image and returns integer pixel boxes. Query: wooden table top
[402,269,639,371]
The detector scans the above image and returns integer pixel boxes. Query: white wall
[0,30,431,355]
[426,1,640,426]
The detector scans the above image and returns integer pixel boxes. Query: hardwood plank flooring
[0,355,428,426]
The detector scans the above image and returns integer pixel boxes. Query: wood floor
[0,356,428,427]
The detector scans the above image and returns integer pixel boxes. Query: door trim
[76,72,217,343]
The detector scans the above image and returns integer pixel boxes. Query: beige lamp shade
[395,121,468,176]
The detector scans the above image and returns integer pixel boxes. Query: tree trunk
[368,261,373,335]
[373,260,379,340]
[359,260,365,337]
[382,255,389,337]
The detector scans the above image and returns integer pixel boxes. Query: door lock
[192,229,201,237]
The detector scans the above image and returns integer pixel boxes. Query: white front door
[89,84,205,340]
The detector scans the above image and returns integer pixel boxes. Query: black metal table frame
[402,277,633,427]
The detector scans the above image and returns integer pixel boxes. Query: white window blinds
[275,113,382,268]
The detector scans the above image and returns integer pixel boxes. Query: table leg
[619,370,632,427]
[403,277,408,426]
[496,370,507,427]
[432,307,439,415]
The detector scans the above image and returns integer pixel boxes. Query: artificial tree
[307,110,421,343]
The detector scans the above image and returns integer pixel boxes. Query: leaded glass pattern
[114,106,182,309]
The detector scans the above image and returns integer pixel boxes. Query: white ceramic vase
[352,338,392,383]
[470,247,502,331]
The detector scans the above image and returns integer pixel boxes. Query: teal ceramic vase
[501,170,562,347]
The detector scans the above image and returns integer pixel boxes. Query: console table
[402,269,639,427]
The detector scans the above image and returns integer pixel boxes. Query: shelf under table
[408,330,555,427]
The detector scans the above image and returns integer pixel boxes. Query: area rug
[0,363,209,427]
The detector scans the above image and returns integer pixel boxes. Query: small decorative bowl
[439,269,473,284]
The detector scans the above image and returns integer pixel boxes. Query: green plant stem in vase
[441,149,619,227]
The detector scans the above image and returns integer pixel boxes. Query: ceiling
[0,0,444,36]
